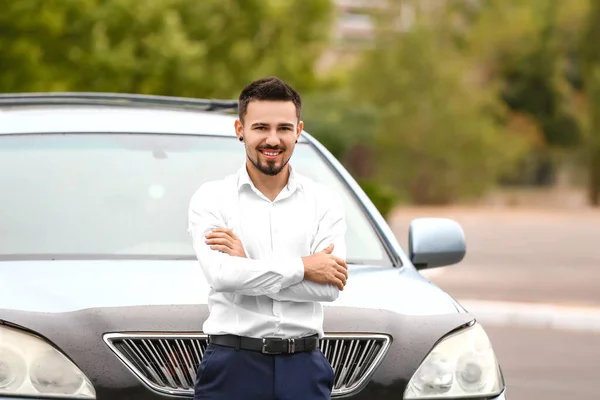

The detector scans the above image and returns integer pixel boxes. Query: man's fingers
[332,278,344,291]
[320,244,334,254]
[211,228,234,234]
[206,231,235,240]
[205,238,232,248]
[336,264,348,279]
[209,244,232,254]
[332,256,347,269]
[209,228,237,239]
[334,271,347,286]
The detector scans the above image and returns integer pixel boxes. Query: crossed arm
[188,182,347,302]
[266,194,346,303]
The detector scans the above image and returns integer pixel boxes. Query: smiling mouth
[259,149,282,159]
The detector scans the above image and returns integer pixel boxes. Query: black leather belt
[208,334,319,354]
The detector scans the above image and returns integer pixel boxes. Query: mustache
[257,145,285,151]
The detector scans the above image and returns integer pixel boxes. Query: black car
[0,93,506,399]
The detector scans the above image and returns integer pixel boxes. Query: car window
[0,133,392,265]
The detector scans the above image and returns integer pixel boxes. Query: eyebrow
[251,122,295,129]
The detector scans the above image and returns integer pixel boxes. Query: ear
[234,119,244,141]
[296,120,304,141]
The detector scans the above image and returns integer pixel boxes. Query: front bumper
[0,389,508,399]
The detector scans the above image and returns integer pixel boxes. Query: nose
[265,128,280,146]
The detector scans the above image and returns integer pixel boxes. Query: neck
[246,160,290,201]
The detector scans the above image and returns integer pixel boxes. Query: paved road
[485,325,600,400]
[389,207,600,307]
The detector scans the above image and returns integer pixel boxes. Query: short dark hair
[238,76,302,122]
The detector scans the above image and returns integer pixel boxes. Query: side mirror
[408,218,466,270]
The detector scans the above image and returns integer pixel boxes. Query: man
[187,76,348,400]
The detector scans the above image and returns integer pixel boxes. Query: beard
[248,150,290,176]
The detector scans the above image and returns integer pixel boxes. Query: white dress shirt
[188,164,347,339]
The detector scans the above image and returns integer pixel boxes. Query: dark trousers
[193,343,334,400]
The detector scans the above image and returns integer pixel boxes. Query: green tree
[466,0,588,185]
[302,87,399,217]
[345,1,528,205]
[580,0,600,205]
[0,0,335,98]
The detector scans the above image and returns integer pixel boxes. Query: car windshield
[0,133,392,266]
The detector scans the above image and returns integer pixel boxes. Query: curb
[458,299,600,333]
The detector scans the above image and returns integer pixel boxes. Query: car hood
[0,260,463,316]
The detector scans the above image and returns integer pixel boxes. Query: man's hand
[301,244,348,291]
[205,228,247,258]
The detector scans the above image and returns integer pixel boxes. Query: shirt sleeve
[188,181,305,296]
[267,186,347,303]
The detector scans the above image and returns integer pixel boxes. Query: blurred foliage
[356,179,398,220]
[348,7,527,204]
[0,0,334,96]
[1,0,600,210]
[305,0,594,207]
[302,87,377,162]
[581,0,600,205]
[465,0,588,186]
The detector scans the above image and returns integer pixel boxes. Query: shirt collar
[236,163,302,194]
[237,163,253,191]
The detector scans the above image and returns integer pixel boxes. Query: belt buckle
[261,338,295,354]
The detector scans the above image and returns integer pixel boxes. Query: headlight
[0,324,96,398]
[404,322,504,399]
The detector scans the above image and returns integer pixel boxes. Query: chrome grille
[104,333,391,397]
[320,334,391,396]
